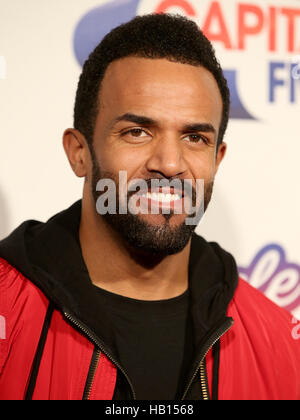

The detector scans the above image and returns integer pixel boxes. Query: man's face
[89,57,225,255]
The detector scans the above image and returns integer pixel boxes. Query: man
[0,14,299,401]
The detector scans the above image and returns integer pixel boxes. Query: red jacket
[0,202,299,400]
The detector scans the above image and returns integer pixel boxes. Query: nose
[145,133,188,179]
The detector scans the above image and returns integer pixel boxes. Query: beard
[90,149,214,257]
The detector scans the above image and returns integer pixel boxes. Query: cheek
[95,144,144,179]
[188,154,217,185]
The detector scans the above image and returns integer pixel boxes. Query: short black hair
[74,13,230,149]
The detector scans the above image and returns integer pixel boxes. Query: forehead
[98,57,223,129]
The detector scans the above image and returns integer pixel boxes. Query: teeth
[141,192,181,202]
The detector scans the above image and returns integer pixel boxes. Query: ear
[63,129,89,178]
[214,141,227,175]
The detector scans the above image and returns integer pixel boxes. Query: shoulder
[0,257,48,310]
[0,258,49,370]
[230,278,296,327]
[227,279,300,395]
[218,279,300,399]
[228,278,298,345]
[0,256,27,287]
[0,256,48,313]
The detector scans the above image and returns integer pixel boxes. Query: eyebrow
[182,123,216,137]
[111,113,156,127]
[111,112,217,137]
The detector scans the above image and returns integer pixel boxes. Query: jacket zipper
[181,317,234,400]
[199,360,209,400]
[65,310,232,401]
[63,311,137,400]
[83,348,102,400]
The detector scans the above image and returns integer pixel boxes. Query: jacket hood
[0,200,238,358]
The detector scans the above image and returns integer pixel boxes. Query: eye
[121,128,149,138]
[183,133,208,144]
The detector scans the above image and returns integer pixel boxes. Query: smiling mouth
[139,190,182,203]
[129,187,186,215]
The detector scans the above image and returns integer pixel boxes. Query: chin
[102,211,196,257]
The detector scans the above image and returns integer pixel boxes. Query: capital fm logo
[73,0,300,121]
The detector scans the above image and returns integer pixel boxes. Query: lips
[128,186,186,215]
[124,177,198,216]
[138,184,183,199]
[140,191,182,203]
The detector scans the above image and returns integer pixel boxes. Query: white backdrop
[0,0,299,319]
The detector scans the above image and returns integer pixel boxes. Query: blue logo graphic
[73,0,256,120]
[74,0,139,67]
[239,244,300,314]
[224,70,256,120]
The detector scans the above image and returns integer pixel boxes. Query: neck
[79,193,191,301]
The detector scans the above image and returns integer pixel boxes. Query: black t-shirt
[93,285,191,400]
